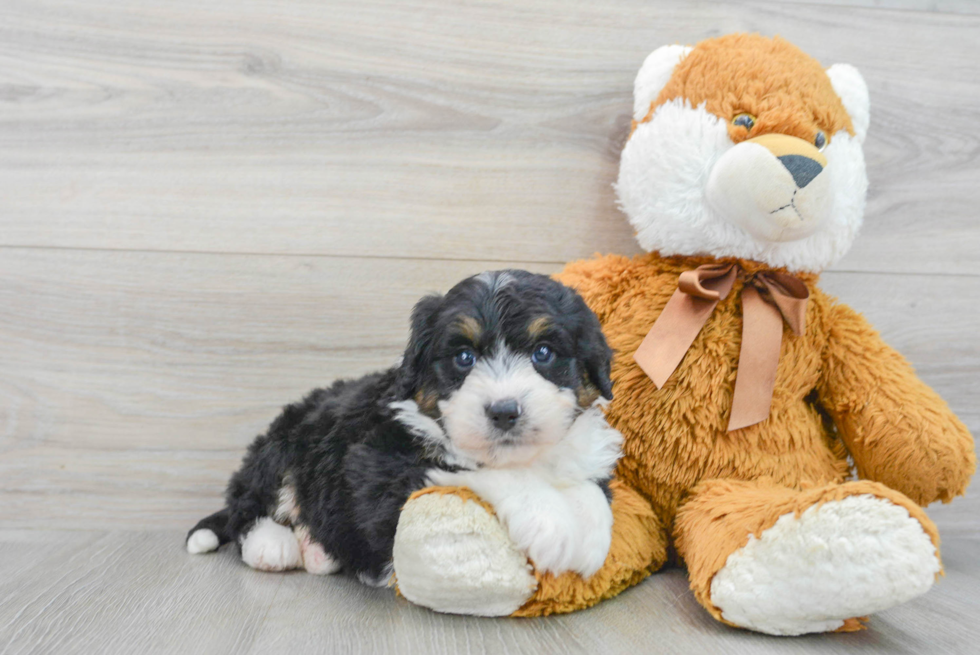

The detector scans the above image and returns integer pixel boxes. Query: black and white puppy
[186,270,622,585]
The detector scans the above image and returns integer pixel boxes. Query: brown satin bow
[633,264,809,431]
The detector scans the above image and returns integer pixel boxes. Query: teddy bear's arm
[816,299,975,505]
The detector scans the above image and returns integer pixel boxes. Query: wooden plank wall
[1,0,977,539]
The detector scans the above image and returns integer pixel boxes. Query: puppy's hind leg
[294,525,342,575]
[187,507,232,554]
[240,517,303,572]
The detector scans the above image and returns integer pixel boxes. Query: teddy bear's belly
[605,346,850,526]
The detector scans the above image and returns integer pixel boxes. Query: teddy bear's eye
[732,113,756,131]
[814,130,827,151]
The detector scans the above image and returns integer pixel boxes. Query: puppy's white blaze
[475,270,514,293]
[438,345,579,468]
[186,528,219,554]
[617,99,867,273]
[240,517,302,572]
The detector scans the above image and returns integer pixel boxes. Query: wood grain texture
[1,0,978,650]
[0,0,978,273]
[0,530,977,655]
[773,0,980,15]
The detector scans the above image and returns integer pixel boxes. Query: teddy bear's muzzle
[706,134,832,244]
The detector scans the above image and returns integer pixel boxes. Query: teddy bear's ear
[826,63,870,143]
[633,44,693,123]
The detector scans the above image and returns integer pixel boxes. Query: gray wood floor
[1,1,977,653]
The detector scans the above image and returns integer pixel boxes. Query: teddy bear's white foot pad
[709,494,940,636]
[393,493,537,616]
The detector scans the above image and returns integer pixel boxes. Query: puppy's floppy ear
[396,293,443,398]
[577,304,615,401]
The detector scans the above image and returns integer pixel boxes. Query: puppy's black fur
[187,270,613,582]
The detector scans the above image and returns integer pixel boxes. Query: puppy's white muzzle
[707,134,831,243]
[439,347,577,467]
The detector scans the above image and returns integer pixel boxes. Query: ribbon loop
[633,264,736,389]
[633,263,810,432]
[677,264,737,300]
[755,272,809,336]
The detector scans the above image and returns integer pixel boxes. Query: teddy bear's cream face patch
[616,98,867,273]
[705,134,833,243]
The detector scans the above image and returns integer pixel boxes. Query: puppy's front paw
[497,495,579,575]
[562,483,614,578]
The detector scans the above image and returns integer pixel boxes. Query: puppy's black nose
[486,399,521,432]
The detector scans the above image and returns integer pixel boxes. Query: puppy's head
[397,270,612,467]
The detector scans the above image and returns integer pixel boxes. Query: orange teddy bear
[392,34,975,635]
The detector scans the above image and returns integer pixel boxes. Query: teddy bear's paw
[709,494,940,636]
[392,492,537,616]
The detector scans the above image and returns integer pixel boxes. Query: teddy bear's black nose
[486,399,521,432]
[778,154,824,189]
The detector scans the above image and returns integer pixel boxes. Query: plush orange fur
[496,251,972,618]
[637,34,854,144]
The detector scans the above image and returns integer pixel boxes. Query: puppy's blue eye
[454,350,475,369]
[531,344,554,365]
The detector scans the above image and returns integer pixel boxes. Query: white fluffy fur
[293,524,341,575]
[389,399,481,470]
[437,345,582,468]
[826,64,870,143]
[428,407,621,577]
[632,44,692,122]
[393,491,538,616]
[709,495,940,636]
[186,528,219,554]
[618,100,867,272]
[240,517,303,572]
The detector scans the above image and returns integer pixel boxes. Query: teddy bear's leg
[393,480,667,617]
[674,478,942,636]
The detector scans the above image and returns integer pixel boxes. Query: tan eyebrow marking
[576,384,601,409]
[455,315,482,342]
[528,316,552,339]
[414,388,440,416]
